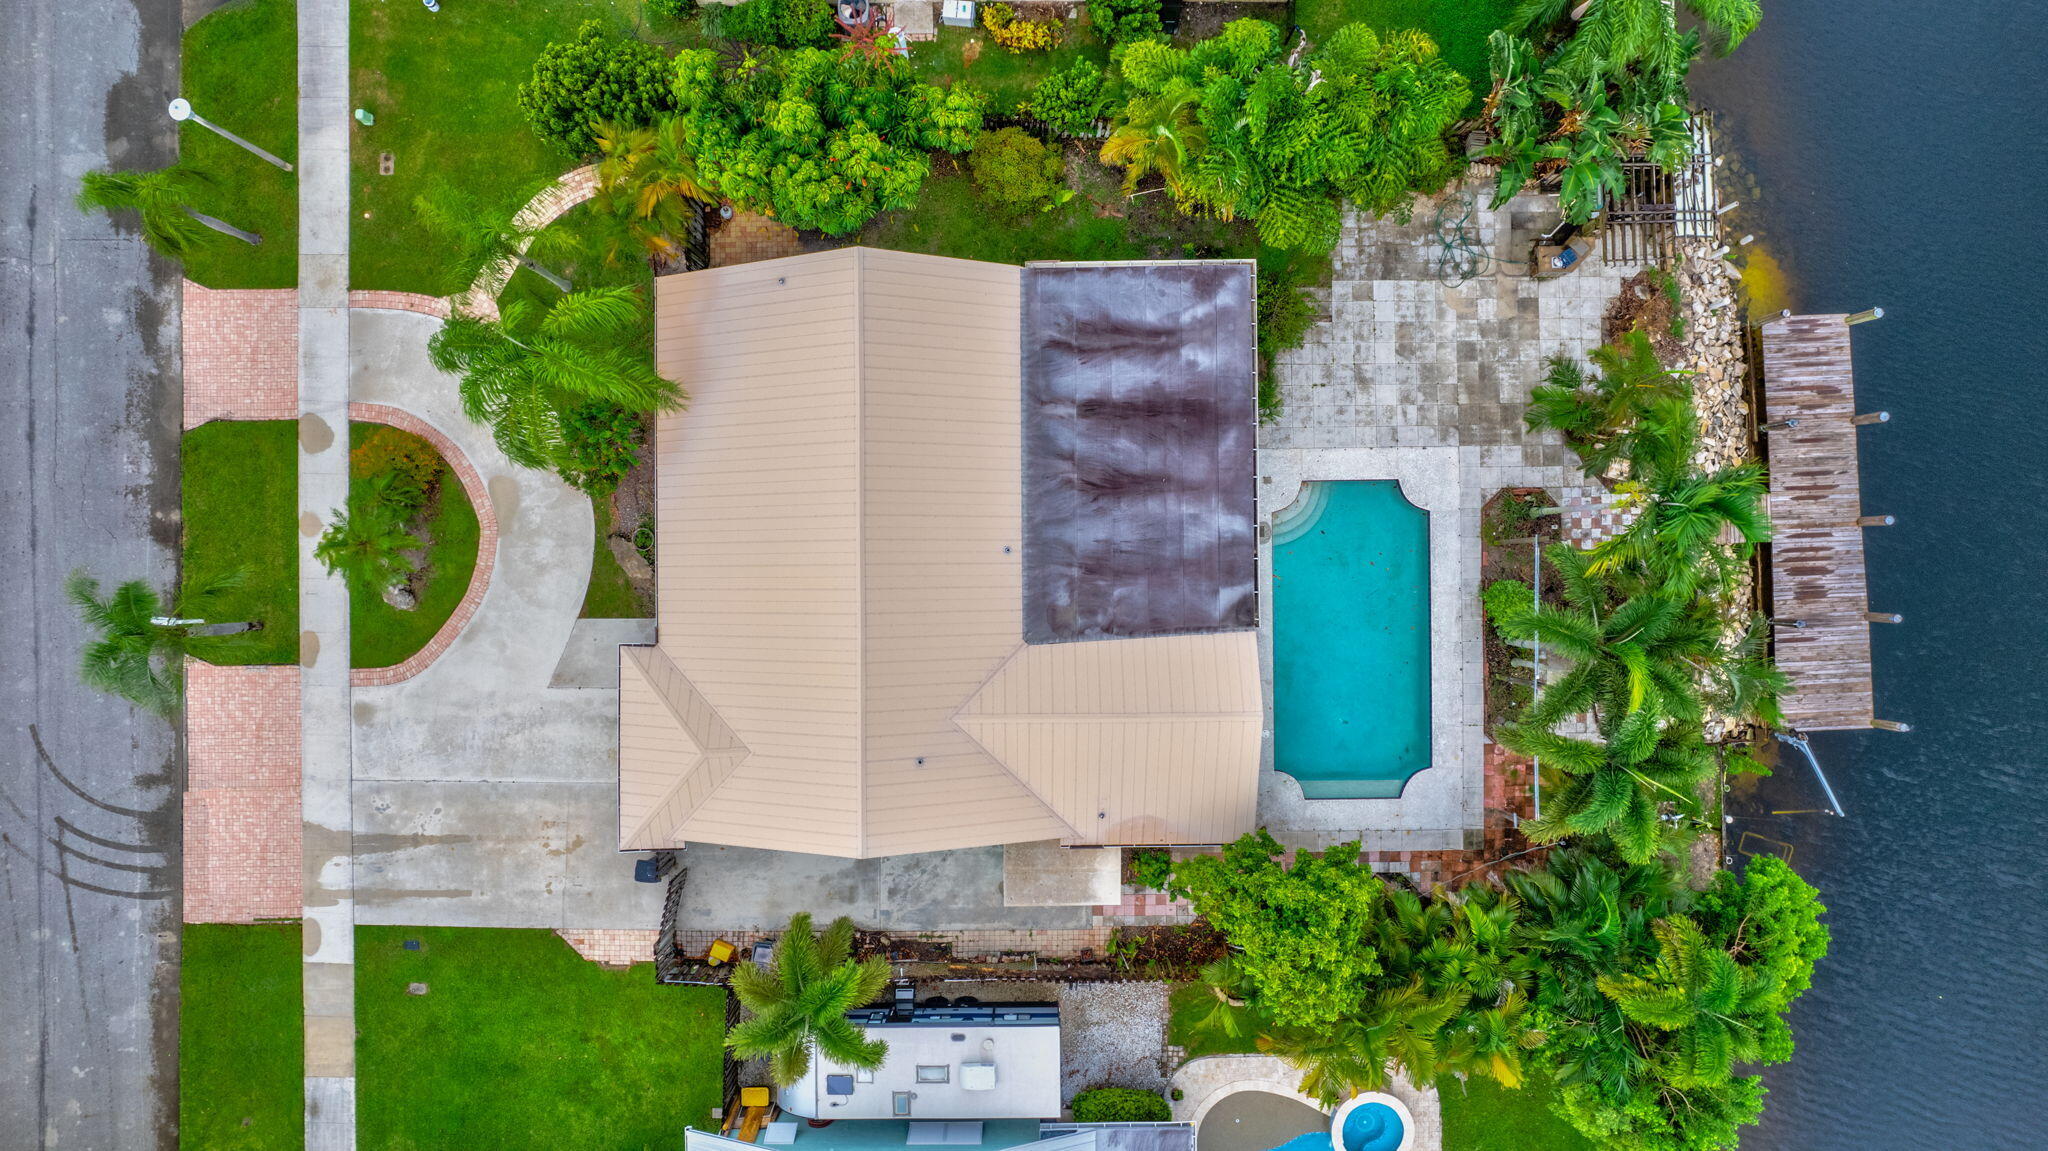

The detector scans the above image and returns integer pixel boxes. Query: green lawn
[347,423,482,670]
[179,0,299,289]
[349,0,643,293]
[182,421,299,665]
[1165,982,1261,1057]
[1437,1070,1595,1151]
[356,926,724,1151]
[1293,0,1517,105]
[584,497,652,618]
[907,24,1111,114]
[181,923,304,1150]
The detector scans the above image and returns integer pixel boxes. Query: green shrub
[556,401,644,496]
[1071,1087,1171,1123]
[967,127,1063,213]
[1255,263,1316,420]
[350,424,444,512]
[719,0,834,48]
[519,21,677,158]
[1088,0,1161,44]
[1027,60,1111,136]
[647,0,698,21]
[1127,847,1172,891]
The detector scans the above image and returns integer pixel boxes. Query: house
[617,249,1262,860]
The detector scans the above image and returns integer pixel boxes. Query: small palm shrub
[1026,60,1111,136]
[315,475,422,596]
[968,128,1064,213]
[1088,0,1161,44]
[981,3,1055,52]
[67,570,250,717]
[1071,1088,1171,1123]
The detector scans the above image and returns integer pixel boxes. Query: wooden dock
[1759,314,1903,733]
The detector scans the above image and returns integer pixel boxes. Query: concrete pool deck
[1171,1055,1440,1151]
[1256,184,1626,851]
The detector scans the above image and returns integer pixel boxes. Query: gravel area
[1055,982,1173,1103]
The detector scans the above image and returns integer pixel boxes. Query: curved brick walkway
[453,164,599,321]
[347,402,499,687]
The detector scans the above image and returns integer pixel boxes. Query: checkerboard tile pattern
[348,402,499,686]
[1091,888,1197,927]
[182,662,302,923]
[181,282,299,428]
[710,212,806,267]
[1558,483,1640,550]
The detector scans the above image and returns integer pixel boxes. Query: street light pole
[168,98,294,172]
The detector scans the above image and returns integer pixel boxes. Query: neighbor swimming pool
[1271,480,1431,799]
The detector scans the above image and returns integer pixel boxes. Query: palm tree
[1484,544,1718,744]
[1515,0,1757,71]
[76,167,260,257]
[1709,615,1791,728]
[1502,723,1711,864]
[1524,331,1694,481]
[1597,916,1776,1087]
[1439,987,1544,1088]
[1170,957,1263,1056]
[1100,89,1208,197]
[427,286,682,471]
[594,119,716,252]
[315,474,421,594]
[66,569,247,717]
[1590,460,1772,597]
[729,913,893,1086]
[413,181,578,296]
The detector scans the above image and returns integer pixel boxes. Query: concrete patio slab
[672,844,1095,931]
[551,617,656,689]
[1002,841,1123,907]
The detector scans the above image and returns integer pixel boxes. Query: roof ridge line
[948,643,1085,841]
[852,247,869,859]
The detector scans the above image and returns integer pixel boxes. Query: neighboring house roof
[619,248,1260,859]
[778,1005,1062,1121]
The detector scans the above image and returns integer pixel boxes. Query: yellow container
[740,1087,772,1108]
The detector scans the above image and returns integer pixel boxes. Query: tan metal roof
[619,247,1261,857]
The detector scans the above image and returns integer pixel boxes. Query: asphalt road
[1,0,187,1145]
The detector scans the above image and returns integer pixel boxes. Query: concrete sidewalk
[296,0,355,1146]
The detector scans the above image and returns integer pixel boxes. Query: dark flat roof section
[1021,262,1257,643]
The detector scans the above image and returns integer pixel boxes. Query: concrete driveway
[346,308,663,930]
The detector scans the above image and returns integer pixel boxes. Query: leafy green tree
[520,21,677,157]
[1169,830,1385,1027]
[315,474,422,595]
[1087,0,1161,44]
[1027,59,1112,136]
[66,570,249,717]
[428,286,682,472]
[728,913,892,1085]
[1516,0,1759,72]
[968,128,1065,213]
[1692,854,1828,1064]
[671,48,984,234]
[1101,20,1468,249]
[76,167,258,258]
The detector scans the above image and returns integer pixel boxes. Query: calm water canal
[1690,4,2047,1148]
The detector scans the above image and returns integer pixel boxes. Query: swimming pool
[1271,480,1432,799]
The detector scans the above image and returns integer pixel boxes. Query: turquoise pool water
[1339,1102,1404,1151]
[1272,480,1431,798]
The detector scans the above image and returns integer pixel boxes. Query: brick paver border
[347,402,500,686]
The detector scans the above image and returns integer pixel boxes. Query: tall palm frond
[727,913,893,1086]
[76,168,220,259]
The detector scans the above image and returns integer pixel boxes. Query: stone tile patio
[1256,183,1631,851]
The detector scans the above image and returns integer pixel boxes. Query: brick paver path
[182,283,300,428]
[182,662,302,923]
[558,929,660,967]
[710,211,805,267]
